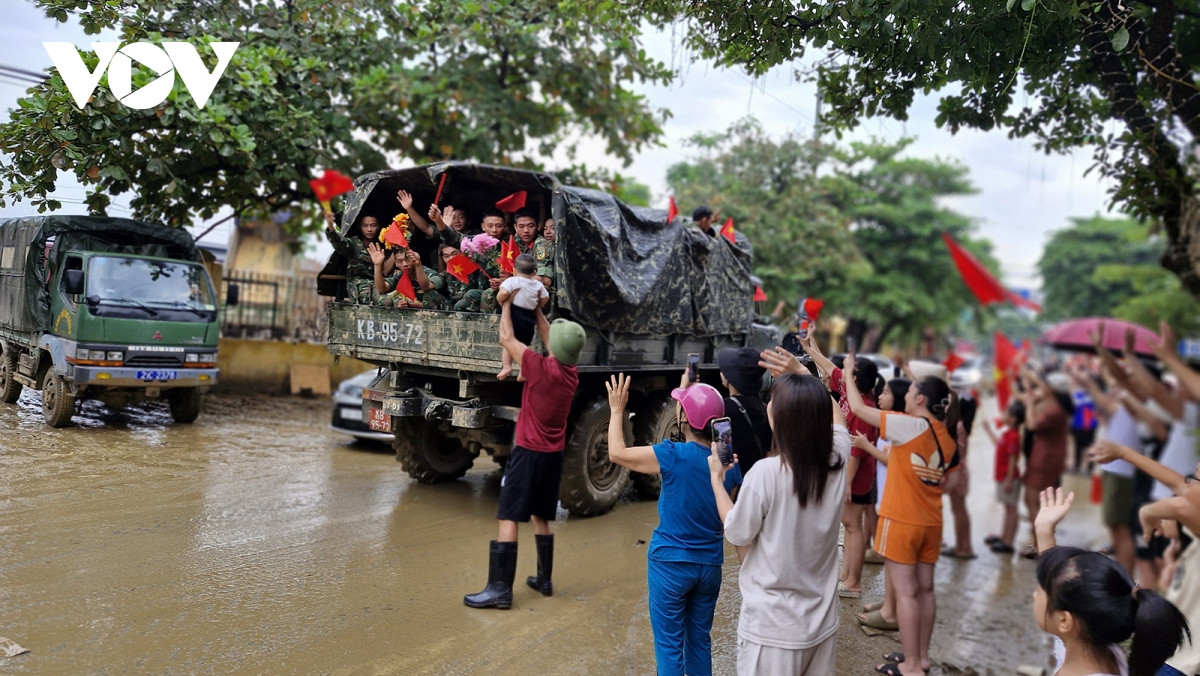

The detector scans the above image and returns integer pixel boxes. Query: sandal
[875,663,903,676]
[1022,545,1039,560]
[940,545,977,560]
[862,600,883,613]
[858,609,898,631]
[984,534,1001,546]
[864,549,886,565]
[990,542,1015,554]
[837,582,862,599]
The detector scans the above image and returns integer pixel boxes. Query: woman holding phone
[708,373,850,675]
[606,371,737,676]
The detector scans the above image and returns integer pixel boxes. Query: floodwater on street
[0,390,1107,675]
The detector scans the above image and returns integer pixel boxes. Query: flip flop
[883,651,905,663]
[875,663,902,676]
[858,609,898,631]
[862,600,883,613]
[990,542,1015,553]
[837,582,862,599]
[940,545,977,560]
[984,534,1001,546]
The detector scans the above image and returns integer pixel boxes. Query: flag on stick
[433,173,448,205]
[445,254,481,284]
[495,191,527,212]
[308,169,355,214]
[942,351,965,373]
[395,269,417,301]
[666,196,678,224]
[753,286,768,302]
[941,232,1007,305]
[994,332,1022,410]
[720,217,736,244]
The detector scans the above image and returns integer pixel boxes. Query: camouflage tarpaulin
[332,162,754,337]
[0,216,198,333]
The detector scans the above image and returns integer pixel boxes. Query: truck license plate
[367,407,392,432]
[136,370,178,381]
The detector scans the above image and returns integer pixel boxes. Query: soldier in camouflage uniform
[324,211,393,304]
[535,218,556,291]
[374,248,449,310]
[438,243,490,312]
[476,209,510,314]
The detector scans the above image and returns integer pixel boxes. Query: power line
[0,64,46,82]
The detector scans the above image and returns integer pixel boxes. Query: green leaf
[1111,26,1129,52]
[1020,0,1035,10]
[1006,0,1017,10]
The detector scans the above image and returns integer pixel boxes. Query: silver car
[330,369,392,442]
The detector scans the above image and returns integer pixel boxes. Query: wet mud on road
[0,392,1106,674]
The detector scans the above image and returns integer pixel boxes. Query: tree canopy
[642,0,1200,296]
[0,0,672,231]
[667,120,998,349]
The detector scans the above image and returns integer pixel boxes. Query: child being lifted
[497,253,550,380]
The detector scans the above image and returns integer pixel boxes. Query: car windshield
[86,256,216,310]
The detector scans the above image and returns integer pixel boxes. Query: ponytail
[1128,587,1190,676]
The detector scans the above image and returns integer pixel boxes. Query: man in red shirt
[464,300,585,610]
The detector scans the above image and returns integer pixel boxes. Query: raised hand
[397,189,414,210]
[443,206,458,227]
[367,242,386,267]
[428,204,446,227]
[843,351,857,376]
[1154,320,1178,360]
[324,211,336,231]
[1088,440,1127,465]
[1034,487,1075,535]
[1090,321,1106,350]
[759,346,804,378]
[1124,326,1137,356]
[606,373,631,413]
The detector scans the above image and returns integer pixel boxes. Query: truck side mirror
[225,283,239,306]
[64,269,84,295]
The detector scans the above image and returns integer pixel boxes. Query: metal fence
[220,270,328,342]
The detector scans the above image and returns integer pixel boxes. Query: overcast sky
[0,3,1118,290]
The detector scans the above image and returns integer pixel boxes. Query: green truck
[323,163,776,516]
[0,216,227,427]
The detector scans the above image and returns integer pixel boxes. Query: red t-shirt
[994,427,1021,482]
[514,349,579,452]
[831,367,879,495]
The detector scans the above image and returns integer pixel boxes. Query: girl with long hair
[708,373,849,675]
[844,354,960,676]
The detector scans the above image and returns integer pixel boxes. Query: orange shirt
[878,411,958,527]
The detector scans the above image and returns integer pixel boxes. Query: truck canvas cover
[340,162,754,337]
[0,215,199,333]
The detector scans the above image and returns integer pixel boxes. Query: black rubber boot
[525,533,554,596]
[464,540,517,609]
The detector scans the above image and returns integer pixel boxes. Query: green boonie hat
[549,319,586,366]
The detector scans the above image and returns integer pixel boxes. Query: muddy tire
[0,352,22,404]
[395,419,476,483]
[559,395,629,517]
[42,372,75,428]
[629,393,676,499]
[167,389,203,423]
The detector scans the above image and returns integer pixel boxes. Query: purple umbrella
[1042,317,1160,359]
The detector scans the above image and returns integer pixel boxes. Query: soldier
[438,243,489,312]
[534,218,556,290]
[324,211,394,304]
[692,205,717,238]
[374,247,448,310]
[396,189,461,269]
[477,209,510,314]
[513,209,539,257]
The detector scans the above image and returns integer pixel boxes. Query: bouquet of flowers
[460,233,499,257]
[378,212,412,250]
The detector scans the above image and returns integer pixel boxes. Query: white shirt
[1100,407,1140,478]
[1153,401,1200,501]
[1052,638,1128,675]
[499,275,547,310]
[723,425,850,649]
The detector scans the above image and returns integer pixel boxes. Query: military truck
[323,162,776,516]
[0,216,228,427]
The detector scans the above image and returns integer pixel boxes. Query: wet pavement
[0,391,1106,675]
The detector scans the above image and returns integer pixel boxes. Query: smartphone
[847,336,857,353]
[712,417,734,465]
[687,353,700,383]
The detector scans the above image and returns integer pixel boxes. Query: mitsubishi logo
[152,331,163,340]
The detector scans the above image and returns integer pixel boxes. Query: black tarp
[336,162,754,337]
[0,216,198,333]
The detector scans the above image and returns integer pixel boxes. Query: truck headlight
[88,350,107,360]
[106,351,123,361]
[186,353,199,363]
[201,353,216,363]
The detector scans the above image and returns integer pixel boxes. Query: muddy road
[0,391,1106,674]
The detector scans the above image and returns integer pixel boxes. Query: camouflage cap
[549,319,586,366]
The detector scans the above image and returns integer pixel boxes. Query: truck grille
[125,355,184,368]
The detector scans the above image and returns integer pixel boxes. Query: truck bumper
[365,387,515,434]
[71,366,219,388]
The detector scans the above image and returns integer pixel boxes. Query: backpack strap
[728,395,764,460]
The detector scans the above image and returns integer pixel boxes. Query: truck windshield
[86,256,216,320]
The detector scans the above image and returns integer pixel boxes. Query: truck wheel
[559,395,629,517]
[0,353,22,404]
[167,389,203,423]
[42,373,75,427]
[395,419,476,483]
[630,394,676,499]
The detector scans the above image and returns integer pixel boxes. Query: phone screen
[847,336,857,353]
[687,353,700,383]
[712,418,733,465]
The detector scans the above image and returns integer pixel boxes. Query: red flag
[753,285,768,302]
[499,236,516,274]
[445,254,481,284]
[394,269,416,301]
[720,217,736,244]
[308,169,355,205]
[803,298,824,322]
[666,196,678,224]
[495,191,527,213]
[433,173,448,205]
[941,232,1006,306]
[994,332,1021,410]
[384,221,409,248]
[942,351,965,373]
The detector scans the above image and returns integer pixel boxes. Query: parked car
[330,369,392,442]
[950,356,988,392]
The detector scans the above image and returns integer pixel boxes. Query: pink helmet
[670,384,724,430]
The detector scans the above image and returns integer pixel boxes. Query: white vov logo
[43,41,240,110]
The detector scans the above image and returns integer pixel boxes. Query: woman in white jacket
[708,372,850,675]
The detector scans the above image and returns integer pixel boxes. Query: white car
[330,369,392,442]
[950,356,987,392]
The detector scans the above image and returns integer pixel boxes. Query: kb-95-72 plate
[136,370,178,381]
